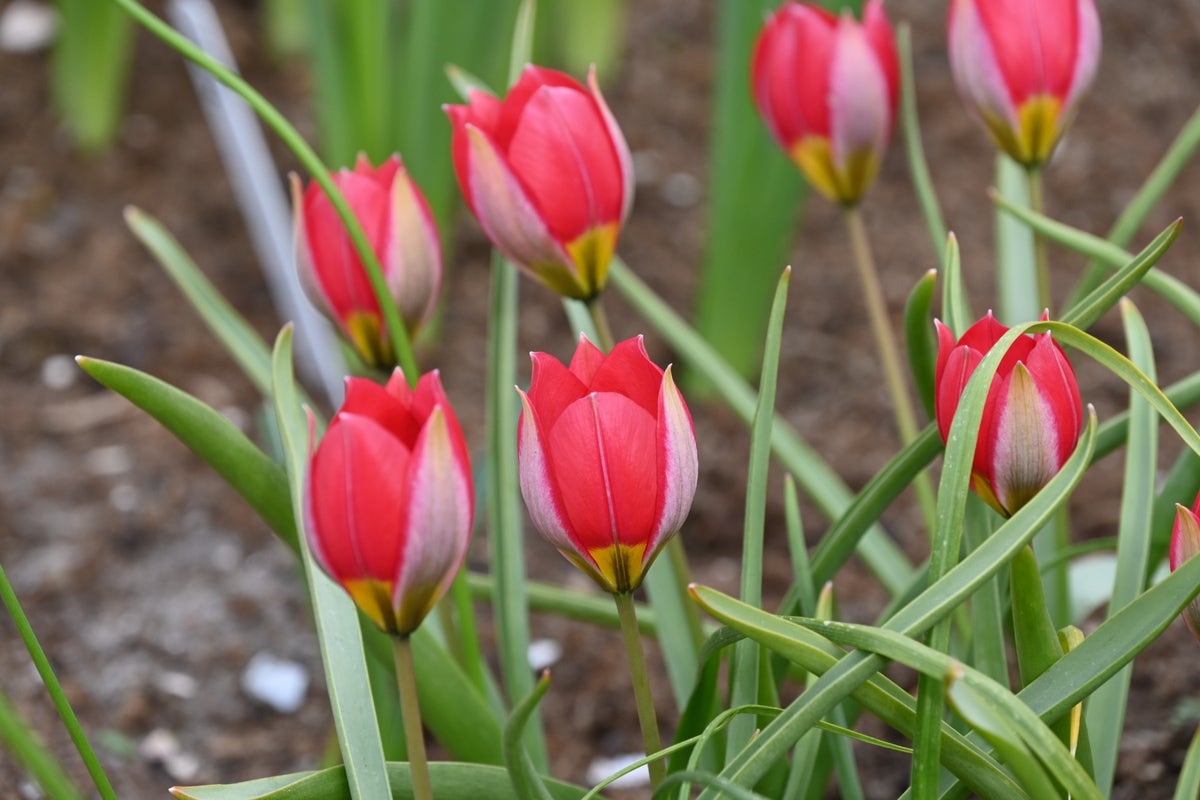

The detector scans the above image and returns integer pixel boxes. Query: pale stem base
[614,590,666,788]
[393,635,433,800]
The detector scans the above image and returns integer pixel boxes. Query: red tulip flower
[517,336,698,594]
[293,155,442,368]
[445,65,634,300]
[1171,495,1200,641]
[751,0,898,205]
[305,369,472,636]
[948,0,1101,167]
[935,313,1082,517]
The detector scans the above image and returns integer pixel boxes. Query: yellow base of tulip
[790,136,879,206]
[983,95,1063,168]
[345,312,394,370]
[589,541,647,594]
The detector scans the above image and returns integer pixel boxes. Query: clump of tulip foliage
[9,0,1200,798]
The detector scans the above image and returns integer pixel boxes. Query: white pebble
[156,671,198,700]
[527,638,562,672]
[40,354,76,390]
[241,652,309,713]
[661,172,702,208]
[85,444,132,476]
[0,1,57,54]
[108,483,139,513]
[586,753,651,789]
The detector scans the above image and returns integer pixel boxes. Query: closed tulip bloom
[751,0,898,205]
[446,65,634,300]
[1170,496,1200,641]
[935,313,1082,517]
[305,369,472,636]
[517,336,698,594]
[948,0,1101,167]
[293,155,442,368]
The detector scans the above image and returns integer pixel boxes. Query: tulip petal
[385,164,442,327]
[586,336,663,415]
[528,351,589,431]
[647,366,698,558]
[568,334,606,384]
[393,407,473,634]
[935,344,981,443]
[828,12,890,191]
[304,170,390,319]
[341,376,419,447]
[752,3,837,148]
[1026,334,1082,466]
[548,393,658,554]
[588,66,635,225]
[506,85,624,242]
[306,413,410,588]
[292,174,332,320]
[948,0,1019,139]
[517,389,594,571]
[989,362,1060,515]
[461,124,580,293]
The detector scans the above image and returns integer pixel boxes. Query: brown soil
[3,1,1200,798]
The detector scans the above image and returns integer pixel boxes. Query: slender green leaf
[0,687,83,800]
[486,253,546,769]
[940,234,971,336]
[963,500,1006,686]
[1095,371,1200,462]
[936,542,1200,799]
[270,326,390,799]
[1087,299,1158,794]
[697,408,1097,797]
[610,258,913,594]
[992,193,1200,329]
[171,763,588,800]
[945,668,1060,800]
[124,208,276,399]
[688,590,1026,800]
[790,620,1101,800]
[1067,101,1200,306]
[1055,221,1182,332]
[897,24,946,266]
[76,357,296,549]
[905,269,939,420]
[728,268,791,760]
[655,772,771,800]
[1174,725,1200,800]
[503,672,555,800]
[53,0,134,152]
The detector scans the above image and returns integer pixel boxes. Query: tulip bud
[751,0,899,205]
[445,65,634,301]
[517,336,698,594]
[1170,498,1200,641]
[948,0,1101,167]
[934,312,1082,517]
[305,369,473,636]
[293,155,442,368]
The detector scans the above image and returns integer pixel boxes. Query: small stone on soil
[585,753,650,789]
[240,652,309,713]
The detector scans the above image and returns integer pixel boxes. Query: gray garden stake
[167,0,346,406]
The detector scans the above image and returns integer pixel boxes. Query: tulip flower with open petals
[305,369,472,636]
[517,336,697,594]
[293,155,442,368]
[446,65,634,300]
[751,0,898,205]
[1171,496,1200,641]
[935,313,1083,517]
[948,0,1101,167]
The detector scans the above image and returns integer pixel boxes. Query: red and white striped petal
[948,0,1018,132]
[384,162,442,328]
[516,389,586,566]
[588,66,635,225]
[647,366,698,559]
[829,10,891,172]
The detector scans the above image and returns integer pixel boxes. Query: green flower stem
[584,295,616,351]
[587,290,705,655]
[393,635,433,800]
[1027,166,1052,313]
[106,0,418,386]
[0,561,116,800]
[614,590,665,789]
[843,207,937,530]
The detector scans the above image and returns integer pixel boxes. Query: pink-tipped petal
[517,389,583,560]
[948,0,1018,125]
[588,66,636,224]
[384,166,442,326]
[829,12,891,168]
[647,366,698,558]
[462,124,574,275]
[987,362,1060,514]
[393,407,473,633]
[1064,0,1101,109]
